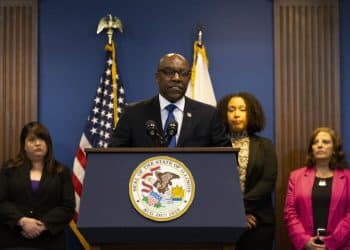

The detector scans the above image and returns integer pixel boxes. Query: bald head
[157,53,189,70]
[155,53,191,103]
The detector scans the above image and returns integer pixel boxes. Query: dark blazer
[110,96,230,147]
[243,135,277,225]
[235,135,277,250]
[0,163,75,249]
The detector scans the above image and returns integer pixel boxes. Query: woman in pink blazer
[284,127,350,250]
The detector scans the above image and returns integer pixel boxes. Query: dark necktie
[165,104,177,147]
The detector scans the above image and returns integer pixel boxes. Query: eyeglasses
[158,68,191,78]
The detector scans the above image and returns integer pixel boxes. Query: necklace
[318,179,327,187]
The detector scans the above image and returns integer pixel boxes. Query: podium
[78,147,245,250]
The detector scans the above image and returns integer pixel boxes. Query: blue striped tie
[165,104,177,147]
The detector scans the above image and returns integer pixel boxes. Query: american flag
[72,42,125,222]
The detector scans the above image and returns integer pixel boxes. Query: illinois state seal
[129,156,195,221]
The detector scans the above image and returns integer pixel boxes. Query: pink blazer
[284,167,350,250]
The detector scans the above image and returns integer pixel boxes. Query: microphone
[145,120,158,137]
[145,120,164,146]
[166,121,178,137]
[164,121,178,146]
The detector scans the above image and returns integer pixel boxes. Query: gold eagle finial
[96,14,123,44]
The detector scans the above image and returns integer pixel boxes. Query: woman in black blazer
[0,121,75,250]
[218,92,277,250]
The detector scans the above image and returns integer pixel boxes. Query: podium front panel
[78,149,245,244]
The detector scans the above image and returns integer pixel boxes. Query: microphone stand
[163,121,178,147]
[145,120,165,147]
[145,120,178,147]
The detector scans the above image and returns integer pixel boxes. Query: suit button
[29,210,33,214]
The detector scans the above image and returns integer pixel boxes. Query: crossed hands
[18,217,46,239]
[304,236,327,250]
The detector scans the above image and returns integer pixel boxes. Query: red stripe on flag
[76,147,87,169]
[73,211,79,223]
[72,173,83,197]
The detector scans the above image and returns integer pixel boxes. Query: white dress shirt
[159,94,185,142]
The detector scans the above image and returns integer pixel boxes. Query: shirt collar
[159,94,185,112]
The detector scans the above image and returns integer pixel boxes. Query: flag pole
[96,14,123,126]
[197,22,203,46]
[186,23,216,106]
[69,14,124,250]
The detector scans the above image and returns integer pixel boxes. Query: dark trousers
[235,224,275,250]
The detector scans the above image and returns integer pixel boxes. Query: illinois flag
[69,41,126,249]
[185,40,216,106]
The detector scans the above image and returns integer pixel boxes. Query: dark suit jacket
[0,163,75,249]
[243,135,277,225]
[235,135,277,250]
[110,96,230,147]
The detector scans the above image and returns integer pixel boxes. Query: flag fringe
[105,42,119,127]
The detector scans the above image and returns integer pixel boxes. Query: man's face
[156,54,191,103]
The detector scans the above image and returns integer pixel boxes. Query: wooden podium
[77,147,245,250]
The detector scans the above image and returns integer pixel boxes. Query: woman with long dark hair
[0,121,75,250]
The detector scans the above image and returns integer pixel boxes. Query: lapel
[23,164,54,206]
[301,167,316,231]
[21,164,34,203]
[150,96,163,130]
[35,168,51,201]
[246,136,258,178]
[177,98,195,146]
[327,169,346,226]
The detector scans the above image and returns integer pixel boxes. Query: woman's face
[24,133,48,162]
[227,97,248,133]
[312,131,334,163]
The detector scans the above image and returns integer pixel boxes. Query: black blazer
[110,96,230,147]
[0,164,75,249]
[243,135,277,225]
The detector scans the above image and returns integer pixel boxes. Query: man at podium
[109,53,230,147]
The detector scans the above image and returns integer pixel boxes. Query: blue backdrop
[39,0,274,166]
[38,0,349,249]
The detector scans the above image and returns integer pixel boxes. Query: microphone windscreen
[145,120,158,136]
[167,121,178,136]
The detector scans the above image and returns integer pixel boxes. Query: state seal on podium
[129,156,195,221]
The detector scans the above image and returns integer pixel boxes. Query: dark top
[31,180,40,192]
[31,180,40,200]
[312,176,333,234]
[234,135,277,250]
[0,163,75,249]
[241,135,278,225]
[109,96,230,147]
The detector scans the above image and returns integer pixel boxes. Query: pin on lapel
[187,112,192,118]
